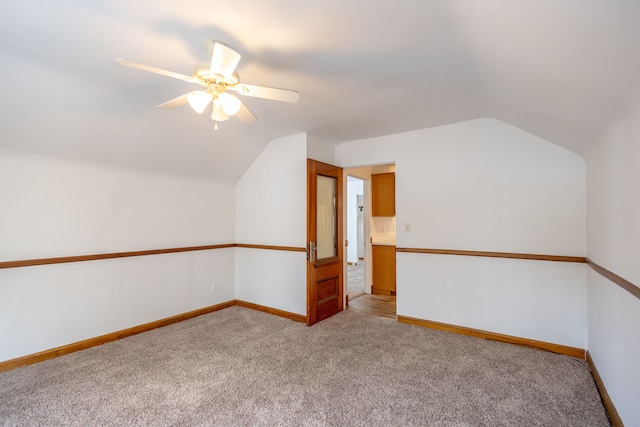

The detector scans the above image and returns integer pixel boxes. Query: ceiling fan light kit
[187,91,213,114]
[116,40,299,128]
[218,92,242,116]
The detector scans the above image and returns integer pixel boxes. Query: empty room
[1,1,639,425]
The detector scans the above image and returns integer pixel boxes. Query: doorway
[346,176,365,301]
[346,177,365,301]
[344,164,397,319]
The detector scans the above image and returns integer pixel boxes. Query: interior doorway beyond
[346,176,365,301]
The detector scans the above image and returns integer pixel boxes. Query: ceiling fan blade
[232,84,299,104]
[157,92,195,109]
[235,101,257,123]
[116,58,203,85]
[206,41,241,80]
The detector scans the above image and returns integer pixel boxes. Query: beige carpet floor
[0,306,609,426]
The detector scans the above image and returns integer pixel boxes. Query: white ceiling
[1,1,639,183]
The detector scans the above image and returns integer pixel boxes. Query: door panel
[307,159,343,326]
[316,175,337,259]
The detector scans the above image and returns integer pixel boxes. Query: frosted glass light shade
[211,100,230,122]
[187,91,213,114]
[219,92,242,116]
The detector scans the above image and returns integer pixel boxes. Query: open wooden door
[307,159,344,326]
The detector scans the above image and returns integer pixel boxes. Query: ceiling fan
[116,41,299,128]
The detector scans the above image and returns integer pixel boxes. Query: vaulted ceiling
[1,1,639,182]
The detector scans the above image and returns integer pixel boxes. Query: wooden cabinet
[372,245,396,296]
[371,173,395,216]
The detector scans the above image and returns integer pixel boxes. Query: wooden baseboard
[397,315,585,359]
[586,351,623,427]
[0,301,235,373]
[371,288,396,296]
[233,300,307,323]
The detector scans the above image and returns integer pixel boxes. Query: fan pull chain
[214,120,219,130]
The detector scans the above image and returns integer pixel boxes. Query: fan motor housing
[193,62,239,85]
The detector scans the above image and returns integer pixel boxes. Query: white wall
[0,150,236,362]
[586,100,640,426]
[0,152,235,260]
[339,119,585,255]
[307,133,335,165]
[234,132,340,316]
[235,133,307,247]
[0,249,235,362]
[336,118,587,348]
[370,217,396,236]
[235,133,308,315]
[235,249,307,315]
[399,254,586,348]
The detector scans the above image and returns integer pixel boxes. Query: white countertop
[371,233,396,246]
[372,241,396,246]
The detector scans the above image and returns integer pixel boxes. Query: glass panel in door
[316,175,337,260]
